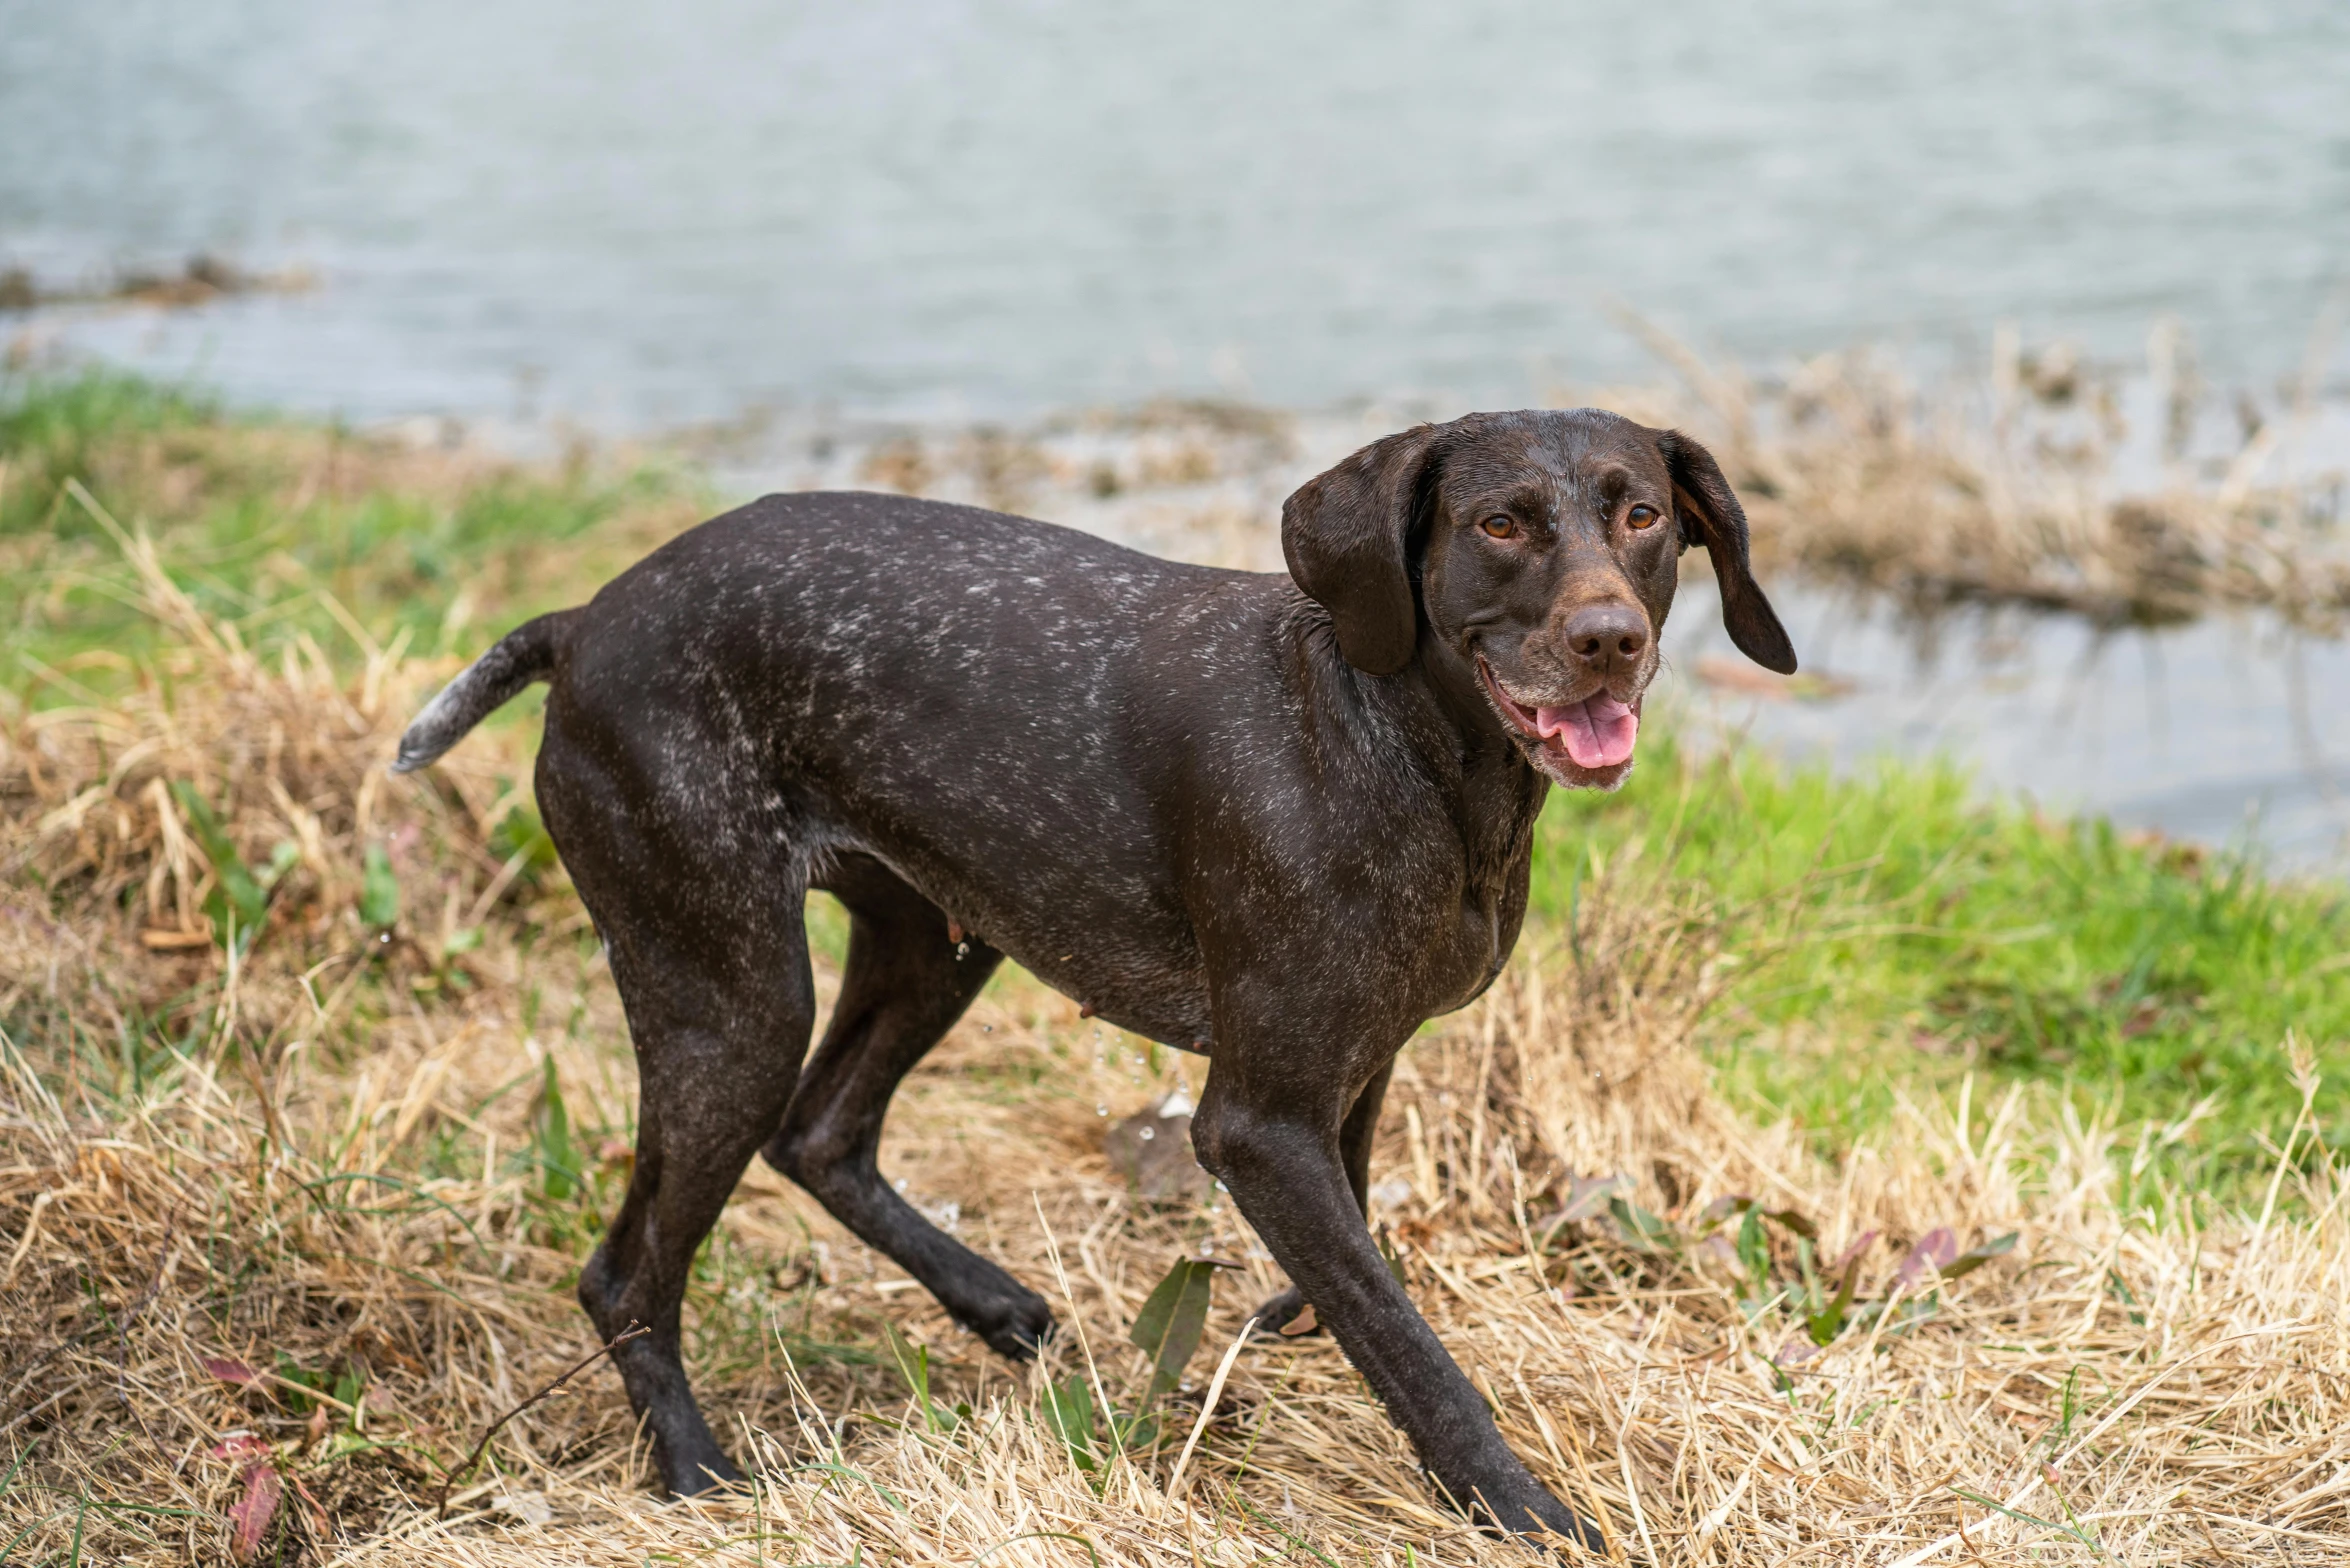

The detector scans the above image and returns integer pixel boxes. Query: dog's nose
[1562,603,1648,672]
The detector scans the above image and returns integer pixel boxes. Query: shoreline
[6,362,2349,873]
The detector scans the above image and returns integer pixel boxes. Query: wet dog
[393,408,1794,1544]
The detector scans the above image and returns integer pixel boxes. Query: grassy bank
[1541,732,2350,1189]
[2,373,2346,1563]
[6,371,2340,1176]
[1,371,700,695]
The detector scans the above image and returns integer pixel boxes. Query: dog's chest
[1422,869,1520,1015]
[1416,808,1535,1016]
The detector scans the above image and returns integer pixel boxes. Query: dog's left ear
[1658,429,1797,675]
[1282,425,1441,677]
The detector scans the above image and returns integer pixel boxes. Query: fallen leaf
[1940,1230,2019,1280]
[1894,1227,1959,1289]
[227,1460,282,1562]
[1557,1173,1630,1223]
[202,1356,259,1385]
[1828,1229,1880,1273]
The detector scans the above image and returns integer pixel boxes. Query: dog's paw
[661,1448,748,1498]
[1247,1285,1318,1339]
[968,1292,1057,1361]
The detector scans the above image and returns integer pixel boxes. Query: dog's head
[1282,409,1795,789]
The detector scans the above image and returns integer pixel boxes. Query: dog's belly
[807,829,1217,1053]
[1010,955,1216,1055]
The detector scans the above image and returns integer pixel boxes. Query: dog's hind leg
[573,924,814,1494]
[541,737,817,1495]
[764,854,1056,1358]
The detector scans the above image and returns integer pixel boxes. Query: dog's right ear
[1281,425,1441,677]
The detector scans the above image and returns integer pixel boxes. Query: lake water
[5,1,2347,425]
[1662,583,2350,875]
[5,1,2349,867]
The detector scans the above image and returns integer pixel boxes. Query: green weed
[1539,729,2350,1187]
[1034,1254,1219,1483]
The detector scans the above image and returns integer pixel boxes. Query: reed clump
[3,533,2345,1565]
[750,321,2350,628]
[1625,319,2350,631]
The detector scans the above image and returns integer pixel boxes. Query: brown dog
[394,408,1793,1544]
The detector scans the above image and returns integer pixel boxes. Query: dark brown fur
[393,409,1792,1545]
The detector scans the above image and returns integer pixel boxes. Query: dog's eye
[1479,515,1517,540]
[1627,505,1660,530]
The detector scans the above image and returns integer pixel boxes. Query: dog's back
[407,491,1293,1045]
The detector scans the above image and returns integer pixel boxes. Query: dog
[392,407,1794,1545]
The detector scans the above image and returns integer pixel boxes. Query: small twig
[432,1323,647,1519]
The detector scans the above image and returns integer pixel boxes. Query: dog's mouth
[1476,658,1641,782]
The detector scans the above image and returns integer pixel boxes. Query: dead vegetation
[1615,314,2350,631]
[713,317,2350,631]
[0,255,316,316]
[2,529,2346,1565]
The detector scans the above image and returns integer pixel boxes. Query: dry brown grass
[730,324,2350,633]
[4,514,2348,1567]
[1613,317,2350,632]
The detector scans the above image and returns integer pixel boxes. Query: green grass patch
[0,369,223,535]
[1,370,699,702]
[1538,725,2348,1187]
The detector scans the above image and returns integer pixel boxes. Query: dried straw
[2,514,2345,1567]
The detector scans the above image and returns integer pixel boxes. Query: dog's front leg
[1192,1065,1601,1550]
[1249,1060,1389,1336]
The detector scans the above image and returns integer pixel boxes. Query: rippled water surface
[5,0,2347,424]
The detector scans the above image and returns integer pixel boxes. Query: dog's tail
[389,610,575,774]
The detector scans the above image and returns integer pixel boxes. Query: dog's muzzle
[1476,659,1641,774]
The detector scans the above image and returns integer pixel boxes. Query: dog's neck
[1333,633,1548,899]
[1284,600,1547,902]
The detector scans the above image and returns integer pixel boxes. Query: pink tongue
[1535,695,1638,769]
